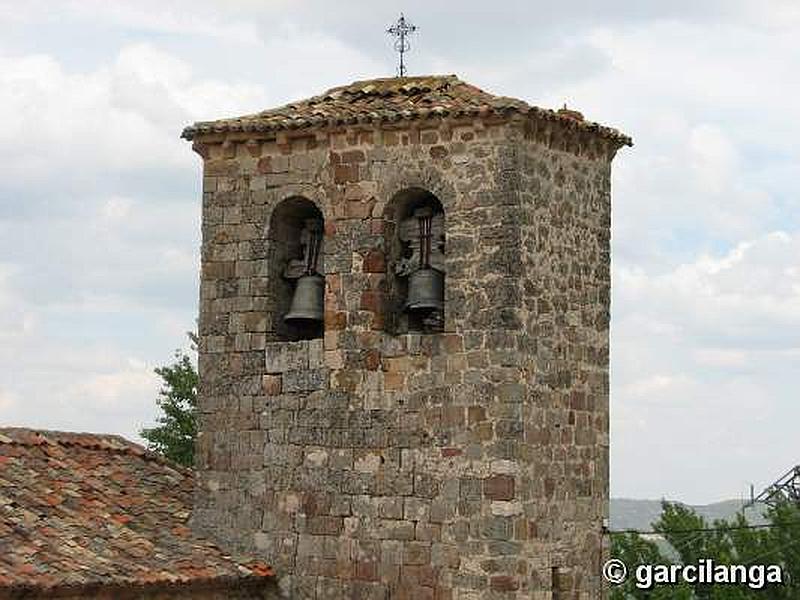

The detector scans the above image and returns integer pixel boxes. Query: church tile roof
[0,428,273,595]
[181,74,631,147]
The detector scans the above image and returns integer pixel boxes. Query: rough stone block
[261,374,282,396]
[283,368,328,392]
[490,575,519,592]
[484,475,515,501]
[265,341,308,373]
[308,516,343,536]
[402,542,431,565]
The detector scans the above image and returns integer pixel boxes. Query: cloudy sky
[1,0,798,504]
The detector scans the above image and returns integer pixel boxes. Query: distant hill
[610,498,769,531]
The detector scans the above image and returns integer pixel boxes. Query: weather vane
[386,13,417,77]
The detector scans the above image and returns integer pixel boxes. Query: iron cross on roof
[386,13,417,77]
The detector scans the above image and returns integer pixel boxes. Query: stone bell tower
[183,76,630,599]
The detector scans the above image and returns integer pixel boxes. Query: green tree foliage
[610,531,693,599]
[610,499,800,599]
[140,333,198,467]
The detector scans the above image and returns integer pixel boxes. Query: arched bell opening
[385,187,445,334]
[267,197,325,342]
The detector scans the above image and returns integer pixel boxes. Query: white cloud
[0,266,162,442]
[0,0,263,45]
[0,43,269,181]
[64,361,159,412]
[618,232,800,342]
[691,348,748,368]
[0,263,36,341]
[100,196,133,222]
[1,349,162,442]
[612,232,800,502]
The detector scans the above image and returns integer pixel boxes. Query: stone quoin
[183,75,631,599]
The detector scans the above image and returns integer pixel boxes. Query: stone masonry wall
[191,116,618,599]
[516,124,612,595]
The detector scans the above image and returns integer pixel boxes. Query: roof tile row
[0,428,273,594]
[182,75,631,146]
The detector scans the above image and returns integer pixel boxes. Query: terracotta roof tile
[182,74,631,146]
[0,428,273,594]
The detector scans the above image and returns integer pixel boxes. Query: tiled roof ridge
[241,74,492,120]
[320,73,462,94]
[0,427,190,473]
[181,74,632,146]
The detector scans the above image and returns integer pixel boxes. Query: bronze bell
[405,268,444,312]
[285,273,325,323]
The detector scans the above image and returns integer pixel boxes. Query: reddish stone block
[262,375,282,396]
[256,156,271,174]
[302,492,330,517]
[334,164,359,183]
[364,349,381,371]
[360,291,383,313]
[245,140,261,157]
[483,475,515,501]
[569,390,586,410]
[355,560,378,581]
[363,249,386,273]
[490,575,518,591]
[325,311,347,331]
[369,218,385,234]
[371,311,385,331]
[441,448,462,458]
